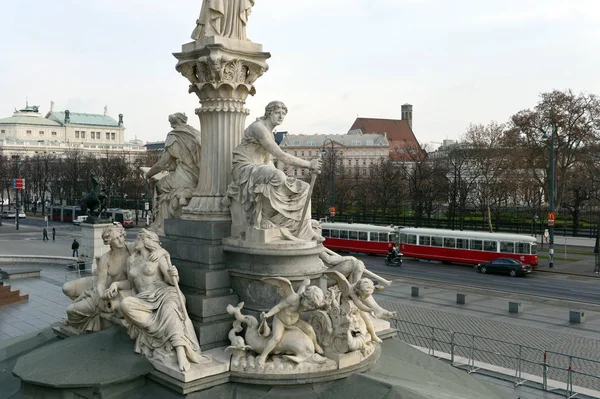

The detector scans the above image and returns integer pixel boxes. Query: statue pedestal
[79,223,111,270]
[161,218,239,350]
[224,232,327,314]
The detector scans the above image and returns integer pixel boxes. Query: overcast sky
[1,0,599,145]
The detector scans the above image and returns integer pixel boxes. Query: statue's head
[136,229,162,252]
[301,285,324,309]
[168,112,188,128]
[102,224,126,248]
[263,101,287,127]
[355,278,375,298]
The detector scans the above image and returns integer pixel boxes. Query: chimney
[401,103,413,129]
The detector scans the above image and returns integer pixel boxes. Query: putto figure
[191,0,255,41]
[256,277,325,367]
[109,229,203,372]
[145,113,201,234]
[225,101,322,241]
[62,224,132,332]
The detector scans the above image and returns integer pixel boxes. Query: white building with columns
[0,103,146,158]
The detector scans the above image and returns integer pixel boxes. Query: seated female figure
[106,229,202,371]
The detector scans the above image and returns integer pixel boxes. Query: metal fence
[392,318,600,398]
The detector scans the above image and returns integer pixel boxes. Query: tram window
[444,237,455,248]
[340,230,349,239]
[500,241,515,253]
[531,244,538,254]
[516,243,529,254]
[419,236,431,246]
[483,240,496,252]
[470,240,483,251]
[349,231,358,240]
[380,233,390,242]
[431,237,443,247]
[456,238,468,249]
[359,231,368,241]
[322,229,330,238]
[390,232,398,243]
[330,230,340,238]
[407,234,417,244]
[399,233,407,243]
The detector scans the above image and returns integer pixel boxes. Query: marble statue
[62,224,132,332]
[113,229,203,372]
[224,101,323,241]
[324,271,397,343]
[319,247,392,287]
[191,0,255,41]
[145,113,201,233]
[226,299,328,370]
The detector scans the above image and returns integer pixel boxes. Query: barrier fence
[391,318,600,398]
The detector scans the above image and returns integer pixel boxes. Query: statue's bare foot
[60,318,70,326]
[256,355,266,368]
[260,220,275,229]
[315,343,324,354]
[176,346,191,372]
[373,336,383,344]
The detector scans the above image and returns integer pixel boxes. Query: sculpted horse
[80,174,107,220]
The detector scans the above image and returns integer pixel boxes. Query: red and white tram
[398,227,538,268]
[321,222,397,255]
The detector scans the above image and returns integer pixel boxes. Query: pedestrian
[43,228,49,241]
[52,227,56,241]
[71,239,79,257]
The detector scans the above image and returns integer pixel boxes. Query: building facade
[0,103,145,158]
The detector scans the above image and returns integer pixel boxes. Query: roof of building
[0,107,62,127]
[349,117,419,147]
[280,133,388,147]
[46,111,121,127]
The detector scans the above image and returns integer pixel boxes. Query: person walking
[43,228,49,241]
[52,228,56,241]
[72,239,80,257]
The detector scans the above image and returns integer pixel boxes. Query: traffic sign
[12,178,25,190]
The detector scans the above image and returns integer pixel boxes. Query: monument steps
[0,285,29,306]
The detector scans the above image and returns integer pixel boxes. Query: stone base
[182,36,264,53]
[371,316,396,339]
[79,222,111,270]
[148,351,228,383]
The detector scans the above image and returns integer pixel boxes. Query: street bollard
[457,293,466,304]
[411,286,419,297]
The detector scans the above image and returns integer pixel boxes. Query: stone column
[173,37,270,221]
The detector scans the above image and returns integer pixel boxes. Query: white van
[73,215,88,225]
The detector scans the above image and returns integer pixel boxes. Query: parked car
[1,210,16,219]
[17,211,26,219]
[476,258,532,277]
[73,215,89,225]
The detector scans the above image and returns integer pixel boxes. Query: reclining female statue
[225,101,322,241]
[105,229,203,372]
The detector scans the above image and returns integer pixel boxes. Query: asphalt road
[356,253,600,305]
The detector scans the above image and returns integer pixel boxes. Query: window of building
[301,150,305,156]
[301,169,305,176]
[51,131,57,136]
[362,159,366,166]
[294,169,297,176]
[366,140,373,145]
[26,130,32,135]
[81,131,86,139]
[106,132,110,140]
[355,159,359,165]
[308,151,311,157]
[75,131,80,138]
[369,159,374,165]
[348,159,352,166]
[0,130,4,134]
[293,140,300,146]
[111,133,115,140]
[294,151,297,156]
[307,140,317,146]
[362,169,367,176]
[39,131,44,135]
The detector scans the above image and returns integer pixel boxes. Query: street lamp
[542,126,556,268]
[321,138,335,218]
[532,214,539,237]
[11,155,21,231]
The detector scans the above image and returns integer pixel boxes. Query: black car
[476,258,532,277]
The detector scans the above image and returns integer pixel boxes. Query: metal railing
[392,318,600,398]
[64,261,94,281]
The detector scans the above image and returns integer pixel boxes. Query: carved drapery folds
[174,44,269,219]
